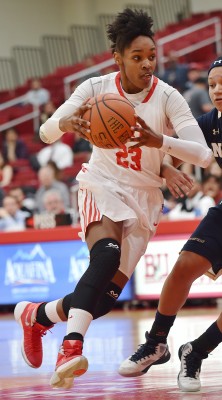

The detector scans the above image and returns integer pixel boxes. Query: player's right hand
[59,103,91,139]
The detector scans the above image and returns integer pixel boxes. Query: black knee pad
[63,280,123,319]
[84,238,121,289]
[93,281,123,319]
[68,238,121,313]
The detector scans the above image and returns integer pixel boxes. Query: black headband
[208,56,222,75]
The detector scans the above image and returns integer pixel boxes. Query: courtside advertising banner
[0,240,133,304]
[135,235,222,299]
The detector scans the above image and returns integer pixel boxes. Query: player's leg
[14,269,128,373]
[38,268,129,322]
[118,227,170,376]
[14,267,128,372]
[119,206,222,381]
[53,186,163,323]
[118,251,207,378]
[177,206,222,391]
[14,300,57,368]
[44,223,151,379]
[91,269,129,318]
[50,216,123,388]
[178,311,222,392]
[14,181,126,373]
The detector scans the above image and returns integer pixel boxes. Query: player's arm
[39,81,94,144]
[160,155,193,198]
[160,90,213,168]
[129,115,212,168]
[159,125,213,168]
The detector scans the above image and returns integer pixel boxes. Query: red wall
[0,219,201,244]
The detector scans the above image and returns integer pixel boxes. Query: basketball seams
[95,96,121,147]
[83,93,135,148]
[102,93,135,127]
[102,100,134,128]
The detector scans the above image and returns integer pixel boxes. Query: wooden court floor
[0,307,222,399]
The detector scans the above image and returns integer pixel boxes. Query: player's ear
[114,52,122,66]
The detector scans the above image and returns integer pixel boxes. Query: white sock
[66,308,93,337]
[45,300,63,323]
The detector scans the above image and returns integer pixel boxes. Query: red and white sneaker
[14,301,53,368]
[50,340,88,389]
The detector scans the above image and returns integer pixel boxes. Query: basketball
[82,93,136,149]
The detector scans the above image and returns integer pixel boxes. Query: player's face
[208,67,222,112]
[115,36,156,94]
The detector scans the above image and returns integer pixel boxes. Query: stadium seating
[0,10,221,193]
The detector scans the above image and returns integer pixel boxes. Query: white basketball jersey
[52,71,199,188]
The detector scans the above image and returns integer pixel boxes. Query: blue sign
[0,240,133,305]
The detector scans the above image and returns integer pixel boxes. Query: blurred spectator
[202,174,222,204]
[183,77,213,118]
[184,63,203,91]
[2,128,29,162]
[30,138,74,171]
[0,151,13,187]
[72,135,92,162]
[205,159,222,178]
[35,165,70,212]
[42,189,66,214]
[39,100,56,125]
[42,189,73,226]
[0,195,29,231]
[32,100,57,141]
[29,189,73,229]
[159,51,188,93]
[24,78,50,107]
[46,160,61,180]
[9,187,34,216]
[167,175,215,220]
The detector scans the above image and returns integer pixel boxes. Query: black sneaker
[118,331,171,377]
[178,342,208,392]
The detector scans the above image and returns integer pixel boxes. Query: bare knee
[169,251,206,285]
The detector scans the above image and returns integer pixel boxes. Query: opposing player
[14,8,212,389]
[118,56,222,392]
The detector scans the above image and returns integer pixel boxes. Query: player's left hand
[161,164,194,198]
[129,115,163,149]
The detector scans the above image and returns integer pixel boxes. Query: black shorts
[181,203,222,274]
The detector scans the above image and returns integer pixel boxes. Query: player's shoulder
[89,72,118,94]
[75,72,118,98]
[90,71,117,85]
[197,108,218,126]
[156,76,180,98]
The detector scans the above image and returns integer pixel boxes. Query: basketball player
[14,9,212,389]
[118,56,222,392]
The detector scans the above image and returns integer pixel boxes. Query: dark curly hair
[107,8,155,54]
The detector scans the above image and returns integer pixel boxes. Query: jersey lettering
[211,142,222,157]
[116,145,142,171]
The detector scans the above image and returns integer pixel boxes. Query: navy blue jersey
[182,109,222,272]
[197,108,222,168]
